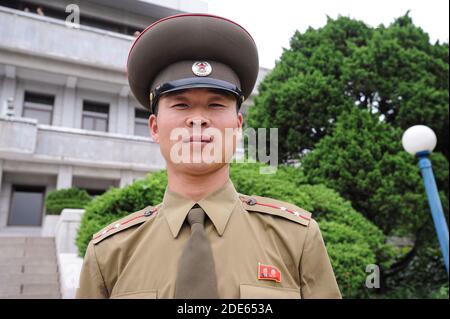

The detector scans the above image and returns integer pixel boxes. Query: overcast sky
[207,0,449,69]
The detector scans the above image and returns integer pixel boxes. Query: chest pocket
[110,289,158,299]
[240,284,301,299]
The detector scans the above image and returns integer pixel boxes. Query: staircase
[0,237,61,299]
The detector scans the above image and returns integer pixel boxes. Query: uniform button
[246,197,257,206]
[144,210,153,217]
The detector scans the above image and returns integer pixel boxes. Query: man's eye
[209,103,225,108]
[172,103,189,108]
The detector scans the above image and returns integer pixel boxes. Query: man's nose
[186,117,211,128]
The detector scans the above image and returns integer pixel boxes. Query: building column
[117,86,129,135]
[0,159,3,194]
[57,165,73,190]
[1,66,16,116]
[61,76,77,127]
[0,183,11,228]
[120,170,134,188]
[0,159,9,228]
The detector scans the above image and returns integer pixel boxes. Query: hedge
[77,163,394,298]
[45,188,93,215]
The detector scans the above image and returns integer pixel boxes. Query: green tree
[345,14,449,159]
[301,108,449,296]
[248,13,449,161]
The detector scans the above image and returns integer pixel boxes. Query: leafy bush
[430,284,449,299]
[77,163,392,298]
[45,188,92,215]
[383,282,449,299]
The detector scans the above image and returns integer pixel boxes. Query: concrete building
[0,0,270,236]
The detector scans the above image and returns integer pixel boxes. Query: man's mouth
[183,135,213,143]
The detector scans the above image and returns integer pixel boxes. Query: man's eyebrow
[163,90,189,98]
[206,89,236,99]
[162,88,235,100]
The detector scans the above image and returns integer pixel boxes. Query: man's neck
[166,165,230,202]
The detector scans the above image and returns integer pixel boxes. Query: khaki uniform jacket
[76,179,341,299]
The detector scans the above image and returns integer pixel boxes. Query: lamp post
[402,125,449,275]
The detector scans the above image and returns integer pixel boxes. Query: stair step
[0,256,56,265]
[22,283,60,296]
[2,293,61,299]
[0,237,55,246]
[25,237,55,245]
[25,250,57,258]
[0,264,58,274]
[24,264,58,274]
[0,284,21,297]
[0,236,61,299]
[0,265,23,274]
[0,273,59,285]
[0,247,25,257]
[0,238,26,245]
[0,284,61,299]
[0,253,56,259]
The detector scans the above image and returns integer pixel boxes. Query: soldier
[76,13,341,299]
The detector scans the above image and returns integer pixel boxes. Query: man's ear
[237,112,244,129]
[149,114,159,143]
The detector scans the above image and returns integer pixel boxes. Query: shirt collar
[161,179,239,238]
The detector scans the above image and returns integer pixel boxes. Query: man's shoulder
[238,193,312,227]
[91,204,161,245]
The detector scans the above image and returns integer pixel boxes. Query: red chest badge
[258,263,281,283]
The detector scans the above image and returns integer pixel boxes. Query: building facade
[0,0,269,236]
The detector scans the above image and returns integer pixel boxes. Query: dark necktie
[174,205,219,299]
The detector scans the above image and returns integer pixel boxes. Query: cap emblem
[192,61,212,77]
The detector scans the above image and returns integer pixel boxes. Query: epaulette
[239,194,311,227]
[92,204,160,245]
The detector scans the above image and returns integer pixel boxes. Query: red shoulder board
[239,194,311,227]
[92,205,159,245]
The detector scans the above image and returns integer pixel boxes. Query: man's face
[148,88,243,175]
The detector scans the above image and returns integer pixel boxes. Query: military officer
[76,13,341,299]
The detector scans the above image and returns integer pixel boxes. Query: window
[134,108,150,137]
[22,91,54,125]
[82,100,109,132]
[84,188,106,198]
[8,185,45,226]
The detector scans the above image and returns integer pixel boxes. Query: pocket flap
[111,290,158,299]
[240,284,300,299]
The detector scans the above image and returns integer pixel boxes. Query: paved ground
[0,237,61,299]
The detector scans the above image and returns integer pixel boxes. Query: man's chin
[170,161,227,175]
